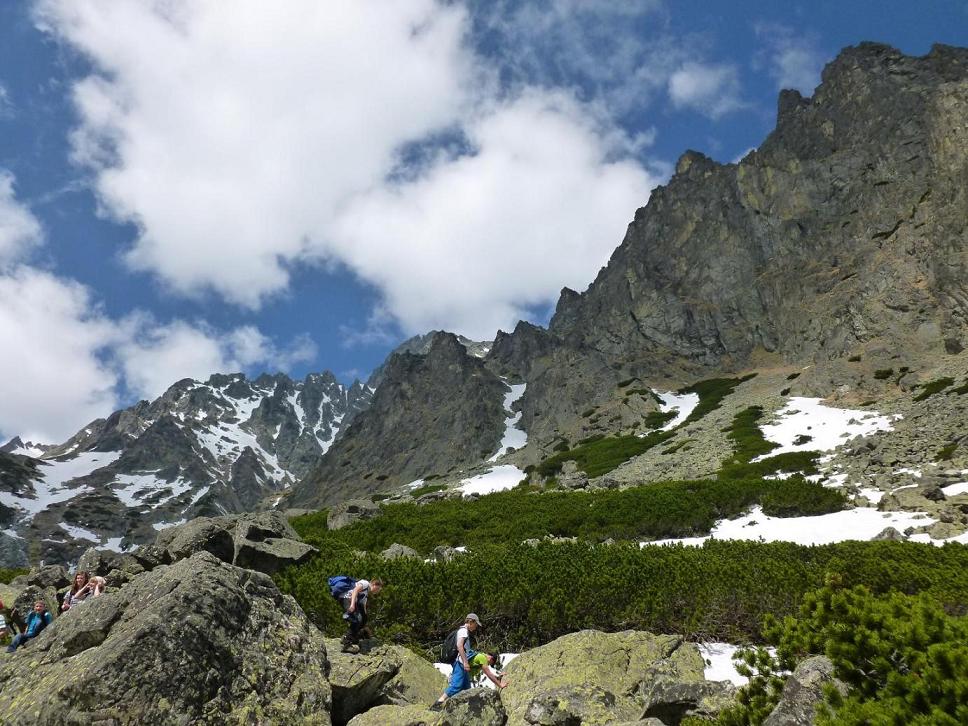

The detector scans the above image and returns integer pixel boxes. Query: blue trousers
[445,652,476,697]
[6,633,33,652]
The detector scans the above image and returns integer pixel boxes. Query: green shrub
[786,372,801,380]
[847,355,861,362]
[678,374,757,426]
[718,579,968,725]
[938,442,959,461]
[913,376,954,402]
[779,387,791,396]
[536,430,674,477]
[275,540,968,655]
[644,409,677,430]
[723,406,779,463]
[618,378,637,388]
[409,483,448,499]
[0,567,28,584]
[873,369,894,380]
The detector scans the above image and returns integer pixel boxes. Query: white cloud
[668,62,745,118]
[0,171,43,267]
[35,0,470,308]
[36,0,663,340]
[330,90,657,338]
[0,266,119,443]
[114,319,315,400]
[0,82,12,118]
[754,24,827,95]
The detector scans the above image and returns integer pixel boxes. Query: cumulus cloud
[754,24,827,94]
[0,267,118,442]
[331,90,656,337]
[115,319,317,400]
[668,62,745,118]
[0,171,43,267]
[35,0,663,340]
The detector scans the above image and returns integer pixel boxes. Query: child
[6,601,52,652]
[62,571,106,611]
[337,577,383,653]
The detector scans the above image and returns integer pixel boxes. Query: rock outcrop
[292,332,509,507]
[763,655,847,726]
[152,510,317,575]
[0,552,331,725]
[326,638,446,725]
[501,629,726,725]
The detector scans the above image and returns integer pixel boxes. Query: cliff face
[290,332,509,507]
[549,43,968,373]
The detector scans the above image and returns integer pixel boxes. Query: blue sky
[1,0,966,442]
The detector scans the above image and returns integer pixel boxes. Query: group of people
[0,571,106,653]
[330,574,508,708]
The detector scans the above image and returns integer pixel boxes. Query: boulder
[501,630,705,725]
[327,638,446,725]
[382,543,421,560]
[347,704,440,726]
[441,688,506,726]
[640,680,736,724]
[12,584,59,623]
[328,499,382,530]
[157,516,236,562]
[871,526,906,541]
[21,564,70,591]
[763,655,847,726]
[77,547,145,579]
[234,510,300,542]
[234,536,317,574]
[430,546,460,562]
[0,552,332,725]
[524,684,619,725]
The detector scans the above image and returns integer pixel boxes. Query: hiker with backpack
[5,601,52,653]
[328,575,384,653]
[431,613,507,710]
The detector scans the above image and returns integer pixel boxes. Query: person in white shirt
[339,578,383,653]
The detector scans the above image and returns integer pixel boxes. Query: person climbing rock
[329,575,384,653]
[431,614,507,709]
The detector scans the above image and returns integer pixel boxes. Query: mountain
[290,332,509,506]
[366,330,492,389]
[549,42,968,371]
[285,42,968,510]
[0,371,371,565]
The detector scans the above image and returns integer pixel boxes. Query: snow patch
[458,466,525,497]
[857,487,885,504]
[654,390,700,431]
[942,482,968,497]
[0,451,121,519]
[489,383,528,461]
[58,522,100,543]
[698,643,750,686]
[755,397,897,461]
[643,506,932,547]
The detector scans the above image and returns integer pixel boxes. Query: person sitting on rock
[6,600,52,652]
[339,577,383,653]
[61,571,106,612]
[431,614,507,710]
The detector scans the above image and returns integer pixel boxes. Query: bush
[913,376,954,402]
[873,368,894,380]
[409,483,448,499]
[274,540,968,656]
[679,374,757,426]
[718,579,968,725]
[536,430,674,477]
[644,409,677,429]
[938,442,959,461]
[0,567,27,584]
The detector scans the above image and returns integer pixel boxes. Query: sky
[1,0,966,443]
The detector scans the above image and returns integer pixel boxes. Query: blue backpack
[328,575,357,599]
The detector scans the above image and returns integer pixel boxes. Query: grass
[913,377,954,402]
[937,442,959,461]
[410,483,448,499]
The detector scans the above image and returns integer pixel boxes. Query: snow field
[458,465,526,497]
[0,450,121,518]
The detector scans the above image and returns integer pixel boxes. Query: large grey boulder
[326,638,446,725]
[347,704,439,726]
[0,551,332,725]
[763,655,847,726]
[441,688,506,726]
[501,630,706,725]
[327,499,382,530]
[382,542,420,559]
[149,511,317,575]
[640,680,736,724]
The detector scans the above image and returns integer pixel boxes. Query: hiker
[6,601,52,653]
[328,575,383,653]
[431,613,507,710]
[0,598,20,641]
[61,571,106,612]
